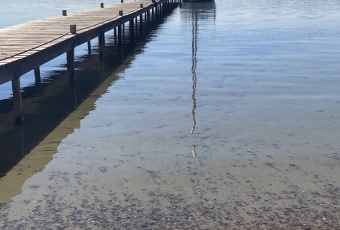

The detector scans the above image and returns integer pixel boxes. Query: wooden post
[62,10,67,16]
[101,3,104,8]
[129,19,134,45]
[34,67,41,84]
[67,49,75,79]
[87,40,92,55]
[139,14,143,36]
[118,24,122,45]
[123,23,125,41]
[119,11,124,41]
[121,0,123,3]
[98,34,105,61]
[152,7,155,26]
[139,4,144,36]
[147,10,150,31]
[70,25,77,34]
[11,78,23,125]
[114,27,117,44]
[68,25,76,79]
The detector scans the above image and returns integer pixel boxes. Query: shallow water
[1,0,340,228]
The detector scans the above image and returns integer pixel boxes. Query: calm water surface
[0,0,121,99]
[1,0,340,228]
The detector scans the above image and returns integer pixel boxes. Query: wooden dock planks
[0,0,172,85]
[0,0,179,124]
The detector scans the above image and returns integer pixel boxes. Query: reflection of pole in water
[192,145,197,157]
[191,9,198,135]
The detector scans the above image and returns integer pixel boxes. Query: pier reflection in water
[0,12,170,181]
[180,1,216,156]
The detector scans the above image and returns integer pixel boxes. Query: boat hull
[182,0,213,2]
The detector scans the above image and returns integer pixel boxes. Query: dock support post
[67,24,76,80]
[139,3,144,36]
[152,7,155,26]
[147,10,150,31]
[87,40,92,55]
[67,49,75,80]
[114,27,117,44]
[129,19,135,45]
[118,24,122,45]
[12,78,23,125]
[34,67,41,84]
[139,14,143,36]
[98,34,105,61]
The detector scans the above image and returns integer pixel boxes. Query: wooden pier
[0,0,179,125]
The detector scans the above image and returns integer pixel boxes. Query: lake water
[1,0,340,228]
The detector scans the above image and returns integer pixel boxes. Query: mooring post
[34,67,41,84]
[87,40,92,55]
[121,0,123,3]
[11,77,23,125]
[98,34,105,61]
[62,10,67,16]
[70,24,77,34]
[101,3,104,8]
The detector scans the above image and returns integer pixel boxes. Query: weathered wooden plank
[0,0,176,85]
